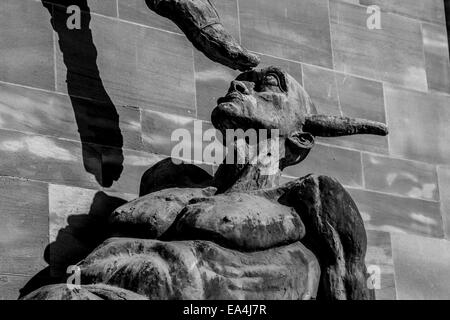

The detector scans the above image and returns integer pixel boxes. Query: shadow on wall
[41,0,124,187]
[18,1,129,298]
[19,192,128,298]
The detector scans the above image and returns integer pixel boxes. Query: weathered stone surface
[173,193,305,251]
[146,0,260,71]
[22,283,147,300]
[77,238,320,300]
[110,187,217,238]
[330,1,428,91]
[392,234,450,300]
[238,0,333,68]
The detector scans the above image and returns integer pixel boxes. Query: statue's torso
[111,187,305,251]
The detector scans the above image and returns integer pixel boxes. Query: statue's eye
[263,74,280,87]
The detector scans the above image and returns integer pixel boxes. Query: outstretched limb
[146,0,260,71]
[276,175,375,300]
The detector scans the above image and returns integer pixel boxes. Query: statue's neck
[213,138,283,194]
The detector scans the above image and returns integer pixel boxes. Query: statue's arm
[253,175,374,300]
[145,0,260,71]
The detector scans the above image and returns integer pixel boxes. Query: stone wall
[0,0,449,300]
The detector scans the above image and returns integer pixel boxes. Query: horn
[303,114,388,137]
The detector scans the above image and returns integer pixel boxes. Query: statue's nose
[231,80,250,95]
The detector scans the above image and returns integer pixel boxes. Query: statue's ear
[282,131,315,169]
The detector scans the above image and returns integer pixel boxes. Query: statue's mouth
[217,91,244,105]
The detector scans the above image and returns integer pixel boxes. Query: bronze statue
[23,0,388,300]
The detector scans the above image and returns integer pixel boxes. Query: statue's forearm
[145,0,260,71]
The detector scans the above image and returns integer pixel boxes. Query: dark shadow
[446,0,450,58]
[41,0,124,187]
[19,191,128,298]
[20,0,127,299]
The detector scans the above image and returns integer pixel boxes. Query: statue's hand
[146,0,260,71]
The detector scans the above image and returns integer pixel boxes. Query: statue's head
[213,66,315,136]
[212,66,388,169]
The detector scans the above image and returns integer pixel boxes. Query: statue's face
[212,66,316,137]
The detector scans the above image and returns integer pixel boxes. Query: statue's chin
[211,102,242,133]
